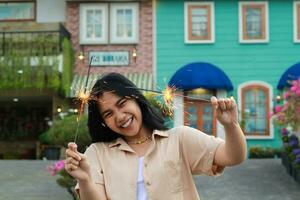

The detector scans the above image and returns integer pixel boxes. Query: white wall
[36,0,66,23]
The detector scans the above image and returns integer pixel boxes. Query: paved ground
[0,159,299,200]
[0,160,71,200]
[195,159,300,200]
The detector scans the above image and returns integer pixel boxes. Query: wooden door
[184,99,216,136]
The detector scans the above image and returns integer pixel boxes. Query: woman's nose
[115,110,126,124]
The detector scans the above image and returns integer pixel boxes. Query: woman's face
[97,91,144,138]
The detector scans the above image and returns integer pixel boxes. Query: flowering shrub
[47,160,78,199]
[273,78,300,131]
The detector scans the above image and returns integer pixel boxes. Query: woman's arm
[210,97,247,166]
[65,143,107,200]
[78,179,107,200]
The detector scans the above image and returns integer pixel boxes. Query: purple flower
[289,140,299,147]
[295,157,300,164]
[292,148,300,155]
[290,135,299,142]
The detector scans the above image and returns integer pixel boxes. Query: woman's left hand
[211,96,238,127]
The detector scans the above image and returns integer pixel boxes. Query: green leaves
[0,33,73,97]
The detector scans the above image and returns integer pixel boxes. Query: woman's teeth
[121,117,132,128]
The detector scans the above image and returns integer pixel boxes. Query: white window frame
[110,3,139,44]
[294,1,300,43]
[238,1,269,43]
[238,81,274,139]
[80,4,108,44]
[184,2,215,44]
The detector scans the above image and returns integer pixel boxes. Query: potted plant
[291,148,300,184]
[39,114,91,159]
[293,157,300,184]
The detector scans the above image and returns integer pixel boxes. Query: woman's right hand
[65,142,91,182]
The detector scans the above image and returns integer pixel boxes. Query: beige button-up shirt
[77,126,225,200]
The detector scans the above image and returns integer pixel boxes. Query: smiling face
[97,91,147,139]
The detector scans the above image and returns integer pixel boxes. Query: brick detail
[65,1,153,75]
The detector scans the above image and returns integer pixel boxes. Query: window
[184,2,215,43]
[238,82,274,139]
[0,1,35,21]
[239,2,269,43]
[80,4,108,44]
[80,3,139,44]
[110,3,139,44]
[294,1,300,42]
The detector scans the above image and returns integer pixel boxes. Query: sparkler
[73,56,95,143]
[129,86,210,117]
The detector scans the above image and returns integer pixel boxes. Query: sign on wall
[89,51,129,66]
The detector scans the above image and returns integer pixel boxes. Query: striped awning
[69,73,153,97]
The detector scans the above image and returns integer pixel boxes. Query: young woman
[65,72,247,200]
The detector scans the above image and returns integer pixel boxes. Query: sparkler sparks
[73,56,95,143]
[131,85,210,118]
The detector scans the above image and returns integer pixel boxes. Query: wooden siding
[156,0,299,148]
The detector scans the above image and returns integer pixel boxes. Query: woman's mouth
[120,117,133,128]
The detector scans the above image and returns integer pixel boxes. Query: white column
[216,90,227,139]
[173,92,184,127]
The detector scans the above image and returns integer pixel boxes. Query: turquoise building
[155,0,300,150]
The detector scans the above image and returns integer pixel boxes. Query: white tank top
[137,156,148,200]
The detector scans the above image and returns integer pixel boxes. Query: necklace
[127,135,152,145]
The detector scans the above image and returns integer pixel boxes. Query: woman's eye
[103,112,112,118]
[119,99,127,107]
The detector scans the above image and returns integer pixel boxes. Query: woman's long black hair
[88,72,168,143]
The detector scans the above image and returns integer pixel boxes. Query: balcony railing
[0,23,70,56]
[0,23,72,96]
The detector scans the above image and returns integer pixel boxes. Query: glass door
[184,99,216,136]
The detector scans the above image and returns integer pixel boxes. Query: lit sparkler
[130,85,210,117]
[73,56,95,143]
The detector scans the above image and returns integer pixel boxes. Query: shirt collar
[108,129,169,151]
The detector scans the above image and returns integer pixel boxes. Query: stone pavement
[195,159,300,200]
[0,160,71,200]
[0,159,299,200]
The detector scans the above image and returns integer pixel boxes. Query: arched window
[239,82,272,138]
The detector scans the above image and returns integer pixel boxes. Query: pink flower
[47,160,65,176]
[47,166,57,176]
[292,80,298,87]
[296,89,300,96]
[283,92,290,99]
[54,160,65,171]
[269,111,274,118]
[274,105,282,113]
[291,86,297,92]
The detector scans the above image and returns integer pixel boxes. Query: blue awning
[168,62,233,90]
[277,62,300,89]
